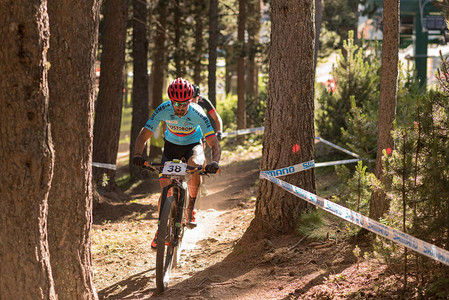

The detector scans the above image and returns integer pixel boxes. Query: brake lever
[143,161,157,172]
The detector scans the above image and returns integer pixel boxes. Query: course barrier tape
[221,126,359,159]
[315,158,361,168]
[314,136,360,158]
[260,159,362,179]
[221,126,264,137]
[261,160,315,177]
[92,162,116,170]
[91,128,361,172]
[259,171,449,266]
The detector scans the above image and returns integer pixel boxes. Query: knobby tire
[156,196,177,292]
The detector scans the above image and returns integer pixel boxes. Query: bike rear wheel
[156,196,178,292]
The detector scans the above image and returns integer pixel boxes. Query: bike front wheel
[156,196,178,292]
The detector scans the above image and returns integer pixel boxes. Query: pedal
[186,221,197,229]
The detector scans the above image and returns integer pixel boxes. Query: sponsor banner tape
[260,158,361,178]
[92,162,117,170]
[259,171,449,266]
[261,160,315,177]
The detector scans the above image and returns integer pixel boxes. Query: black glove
[216,131,222,141]
[132,155,145,167]
[205,161,219,174]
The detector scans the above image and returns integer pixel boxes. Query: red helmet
[167,78,194,102]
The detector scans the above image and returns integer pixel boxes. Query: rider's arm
[205,135,221,163]
[134,127,153,156]
[209,110,223,133]
[200,97,223,134]
[135,101,170,156]
[161,121,167,139]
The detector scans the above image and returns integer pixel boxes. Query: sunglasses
[171,100,191,107]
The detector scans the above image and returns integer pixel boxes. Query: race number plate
[162,161,187,175]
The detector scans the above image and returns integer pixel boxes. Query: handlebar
[143,161,217,175]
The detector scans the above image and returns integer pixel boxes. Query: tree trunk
[225,44,235,95]
[0,3,56,298]
[246,0,261,127]
[130,0,150,179]
[208,0,218,106]
[314,0,323,73]
[193,0,205,84]
[174,0,182,77]
[149,0,167,160]
[47,0,101,299]
[251,0,316,235]
[93,0,128,187]
[369,0,399,220]
[237,0,247,132]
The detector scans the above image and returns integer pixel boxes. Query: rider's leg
[186,144,205,223]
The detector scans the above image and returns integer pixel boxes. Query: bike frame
[159,178,187,248]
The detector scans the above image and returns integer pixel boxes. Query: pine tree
[316,31,381,144]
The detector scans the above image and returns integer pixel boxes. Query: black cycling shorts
[161,139,205,165]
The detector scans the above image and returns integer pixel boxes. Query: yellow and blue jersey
[144,101,215,145]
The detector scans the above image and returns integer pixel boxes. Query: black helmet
[192,84,200,98]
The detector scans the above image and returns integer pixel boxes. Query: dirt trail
[93,150,396,300]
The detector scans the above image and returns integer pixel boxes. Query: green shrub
[217,93,238,131]
[316,31,380,145]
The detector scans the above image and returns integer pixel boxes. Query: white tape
[314,136,360,158]
[221,126,264,137]
[260,171,449,266]
[221,126,360,160]
[260,158,361,178]
[92,162,117,170]
[261,160,315,177]
[315,158,361,168]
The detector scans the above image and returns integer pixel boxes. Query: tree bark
[237,0,247,133]
[369,0,399,220]
[314,0,323,73]
[251,0,316,235]
[130,0,150,179]
[93,0,128,187]
[149,0,167,160]
[224,44,235,95]
[193,0,205,84]
[47,0,101,299]
[174,0,182,77]
[246,0,261,127]
[208,0,219,106]
[0,3,56,298]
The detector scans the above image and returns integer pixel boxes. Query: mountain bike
[143,159,210,292]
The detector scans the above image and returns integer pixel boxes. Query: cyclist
[132,77,221,249]
[192,84,223,168]
[191,84,223,142]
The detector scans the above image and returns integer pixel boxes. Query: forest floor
[92,145,421,300]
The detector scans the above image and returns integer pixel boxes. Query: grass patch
[296,210,327,240]
[116,174,133,190]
